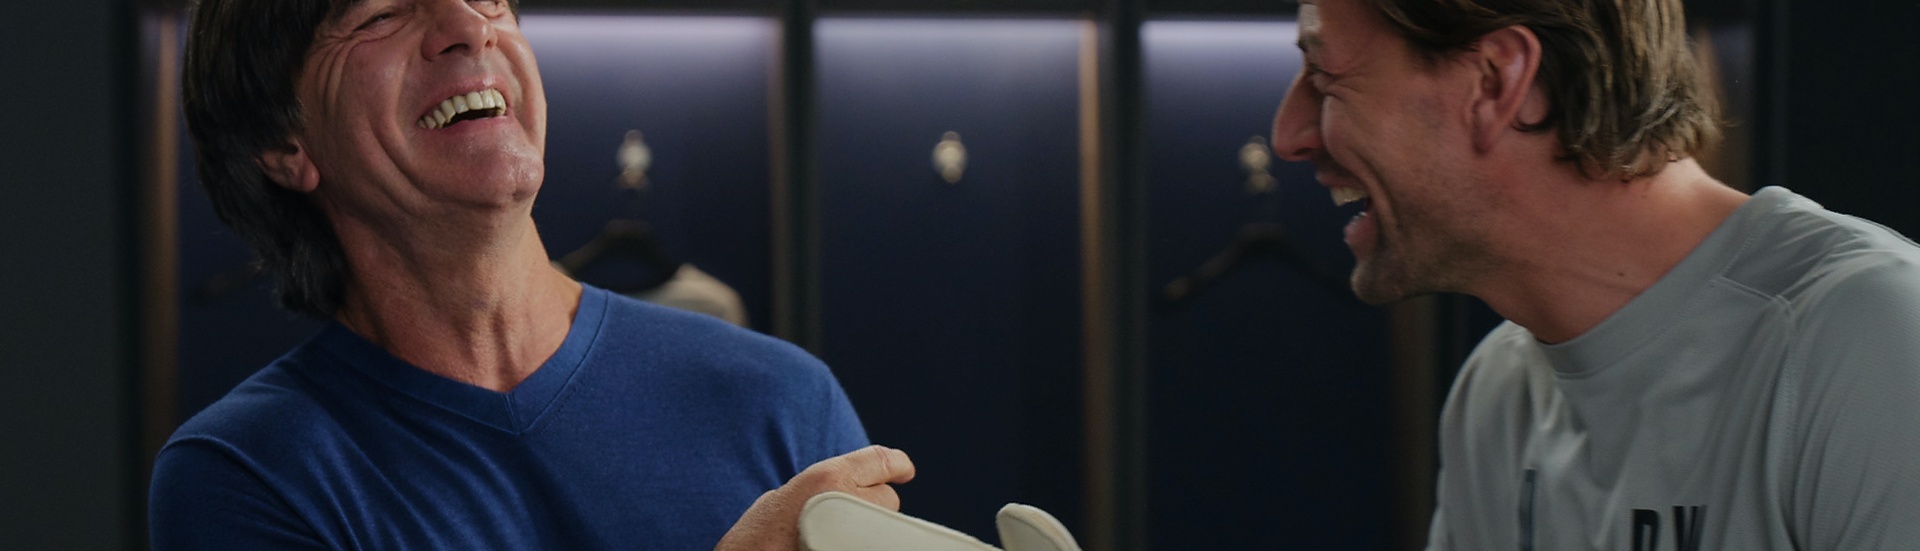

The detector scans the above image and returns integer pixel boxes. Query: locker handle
[618,129,652,190]
[1241,136,1276,194]
[933,131,967,184]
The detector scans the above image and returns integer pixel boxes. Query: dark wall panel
[1141,19,1394,550]
[816,17,1087,543]
[1774,0,1920,236]
[0,0,134,548]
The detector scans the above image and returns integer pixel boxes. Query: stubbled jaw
[417,88,507,129]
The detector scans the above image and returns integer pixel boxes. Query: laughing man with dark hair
[151,0,915,549]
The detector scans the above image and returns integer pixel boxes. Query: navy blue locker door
[1142,20,1395,550]
[816,18,1087,543]
[524,15,778,332]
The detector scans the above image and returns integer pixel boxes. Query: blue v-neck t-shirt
[150,285,868,550]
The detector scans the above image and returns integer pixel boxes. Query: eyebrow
[322,0,388,32]
[331,0,373,20]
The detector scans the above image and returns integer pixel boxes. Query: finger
[791,445,916,493]
[847,445,916,487]
[846,483,902,511]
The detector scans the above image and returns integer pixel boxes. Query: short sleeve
[149,440,327,551]
[812,367,871,465]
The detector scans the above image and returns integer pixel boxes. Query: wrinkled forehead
[1294,0,1391,59]
[316,0,521,23]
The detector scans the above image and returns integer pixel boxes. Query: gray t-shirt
[1428,187,1920,550]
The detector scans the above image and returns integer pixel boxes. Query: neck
[330,208,582,392]
[1467,159,1748,344]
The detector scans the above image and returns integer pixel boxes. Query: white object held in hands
[800,491,1082,551]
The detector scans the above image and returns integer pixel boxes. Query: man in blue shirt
[149,0,912,548]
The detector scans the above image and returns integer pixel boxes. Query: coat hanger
[556,129,683,294]
[1160,137,1355,305]
[1160,221,1351,304]
[558,218,682,294]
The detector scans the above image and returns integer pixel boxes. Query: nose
[1270,71,1322,163]
[421,0,498,60]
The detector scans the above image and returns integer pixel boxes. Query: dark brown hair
[1367,0,1720,180]
[183,0,517,317]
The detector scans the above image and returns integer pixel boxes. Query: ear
[1467,25,1545,153]
[256,138,320,193]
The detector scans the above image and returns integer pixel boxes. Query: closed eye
[1303,62,1332,90]
[467,0,510,16]
[355,11,396,32]
[1304,60,1331,77]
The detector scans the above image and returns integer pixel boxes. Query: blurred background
[3,0,1915,549]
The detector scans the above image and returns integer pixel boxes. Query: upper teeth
[418,89,506,129]
[1331,187,1370,207]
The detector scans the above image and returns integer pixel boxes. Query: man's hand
[715,445,917,551]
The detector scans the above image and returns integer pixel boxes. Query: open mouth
[1331,186,1372,219]
[417,88,507,129]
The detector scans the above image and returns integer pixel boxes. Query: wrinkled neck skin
[1466,158,1749,344]
[330,203,582,393]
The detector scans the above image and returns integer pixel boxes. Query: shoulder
[586,292,864,457]
[151,351,353,550]
[153,348,353,522]
[593,291,840,398]
[1432,321,1545,531]
[1790,252,1920,341]
[1712,189,1920,390]
[1722,187,1920,308]
[1780,254,1920,420]
[1730,192,1920,466]
[1732,205,1920,546]
[1724,190,1920,383]
[1448,322,1550,411]
[164,351,342,461]
[1439,322,1556,442]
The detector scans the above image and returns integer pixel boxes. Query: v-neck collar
[312,285,610,434]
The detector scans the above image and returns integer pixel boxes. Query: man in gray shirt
[1271,0,1920,548]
